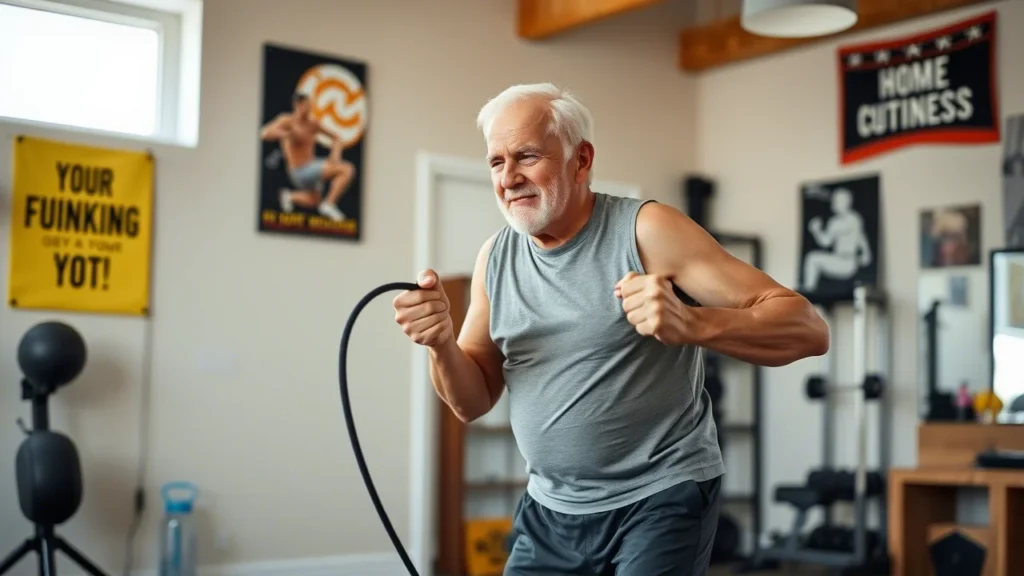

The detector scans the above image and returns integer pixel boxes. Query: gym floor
[709,564,829,575]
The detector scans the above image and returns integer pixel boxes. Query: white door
[433,171,508,277]
[407,153,640,575]
[408,154,499,576]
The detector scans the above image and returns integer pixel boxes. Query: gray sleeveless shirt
[485,192,725,515]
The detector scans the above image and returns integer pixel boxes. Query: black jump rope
[339,281,423,576]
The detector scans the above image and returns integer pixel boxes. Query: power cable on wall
[124,147,157,576]
[123,312,154,576]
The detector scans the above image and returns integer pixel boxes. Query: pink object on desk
[956,382,971,408]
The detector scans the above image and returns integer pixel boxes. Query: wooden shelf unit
[889,467,1024,576]
[435,275,522,576]
[888,423,1024,576]
[436,275,469,576]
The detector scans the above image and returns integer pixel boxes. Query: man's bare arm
[636,202,829,366]
[429,234,506,422]
[318,125,339,143]
[810,220,834,246]
[260,113,292,141]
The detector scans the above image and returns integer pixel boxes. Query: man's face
[486,99,575,236]
[831,189,852,213]
[293,98,311,117]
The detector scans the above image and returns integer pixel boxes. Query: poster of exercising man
[797,174,881,298]
[257,43,367,240]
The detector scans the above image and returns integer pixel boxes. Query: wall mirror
[990,248,1024,422]
[916,203,987,420]
[917,268,988,420]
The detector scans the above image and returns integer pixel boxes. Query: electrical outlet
[214,531,233,552]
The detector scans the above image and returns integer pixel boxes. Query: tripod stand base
[0,528,110,576]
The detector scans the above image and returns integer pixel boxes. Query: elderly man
[393,83,829,575]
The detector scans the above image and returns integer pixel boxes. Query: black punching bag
[14,320,88,526]
[18,321,87,389]
[16,431,83,525]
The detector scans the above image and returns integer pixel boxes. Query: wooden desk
[888,467,1024,576]
[917,423,1024,468]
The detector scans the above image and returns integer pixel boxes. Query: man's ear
[574,141,595,185]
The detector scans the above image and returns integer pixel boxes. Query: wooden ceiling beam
[678,0,994,73]
[517,0,666,40]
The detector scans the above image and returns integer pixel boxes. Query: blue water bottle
[159,481,199,576]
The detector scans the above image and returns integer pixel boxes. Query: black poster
[798,174,881,298]
[257,43,368,240]
[837,11,998,165]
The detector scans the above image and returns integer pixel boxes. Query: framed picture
[797,174,881,297]
[257,43,368,241]
[920,204,982,268]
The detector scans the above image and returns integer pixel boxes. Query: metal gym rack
[708,232,768,570]
[750,284,892,575]
[681,176,769,569]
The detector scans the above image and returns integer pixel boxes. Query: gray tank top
[485,192,725,515]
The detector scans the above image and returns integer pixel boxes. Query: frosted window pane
[0,4,160,135]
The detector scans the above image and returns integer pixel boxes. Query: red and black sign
[837,11,999,165]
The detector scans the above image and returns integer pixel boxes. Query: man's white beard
[497,181,567,236]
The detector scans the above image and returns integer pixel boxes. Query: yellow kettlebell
[973,390,1004,423]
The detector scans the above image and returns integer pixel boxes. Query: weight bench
[754,481,885,574]
[768,484,834,552]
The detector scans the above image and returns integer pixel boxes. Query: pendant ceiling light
[741,0,858,38]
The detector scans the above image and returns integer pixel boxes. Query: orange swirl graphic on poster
[296,63,368,149]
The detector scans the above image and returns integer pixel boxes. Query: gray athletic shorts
[505,476,722,576]
[288,159,325,191]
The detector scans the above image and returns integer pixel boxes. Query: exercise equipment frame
[709,232,769,570]
[752,284,892,574]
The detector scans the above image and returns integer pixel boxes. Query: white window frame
[0,0,202,147]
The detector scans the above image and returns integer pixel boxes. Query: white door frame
[407,152,641,575]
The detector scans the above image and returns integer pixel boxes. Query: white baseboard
[64,553,410,576]
[200,553,409,576]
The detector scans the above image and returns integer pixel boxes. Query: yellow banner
[9,136,153,315]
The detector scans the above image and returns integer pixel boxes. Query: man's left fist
[615,272,700,345]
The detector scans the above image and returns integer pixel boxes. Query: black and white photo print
[798,174,881,297]
[1004,114,1024,248]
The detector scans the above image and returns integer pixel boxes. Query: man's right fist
[393,269,453,348]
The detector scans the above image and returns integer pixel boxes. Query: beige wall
[6,0,1016,569]
[0,0,695,572]
[695,0,1024,534]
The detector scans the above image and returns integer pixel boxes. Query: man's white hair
[476,83,594,183]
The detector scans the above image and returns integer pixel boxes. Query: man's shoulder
[477,227,514,292]
[631,200,715,277]
[598,191,647,211]
[595,193,660,234]
[481,226,510,253]
[634,201,687,240]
